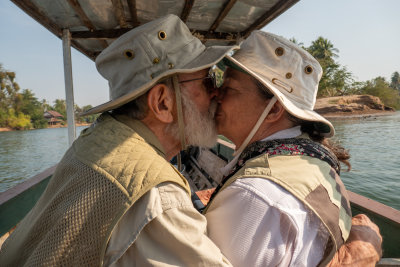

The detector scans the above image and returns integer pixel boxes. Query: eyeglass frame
[178,72,218,94]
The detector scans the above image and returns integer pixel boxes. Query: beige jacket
[105,115,232,266]
[106,182,231,266]
[0,113,230,267]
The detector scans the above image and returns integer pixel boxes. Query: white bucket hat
[225,30,335,138]
[82,14,237,116]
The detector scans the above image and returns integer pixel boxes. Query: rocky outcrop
[315,95,395,117]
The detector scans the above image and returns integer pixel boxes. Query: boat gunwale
[0,165,57,206]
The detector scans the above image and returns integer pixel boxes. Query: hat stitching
[142,35,160,65]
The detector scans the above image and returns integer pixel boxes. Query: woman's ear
[147,84,175,123]
[266,100,286,123]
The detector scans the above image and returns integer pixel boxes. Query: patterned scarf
[206,138,340,209]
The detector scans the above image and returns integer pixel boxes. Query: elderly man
[203,31,382,266]
[0,15,236,267]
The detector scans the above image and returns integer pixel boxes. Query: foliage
[52,99,67,118]
[304,37,354,97]
[0,64,20,112]
[5,109,32,130]
[390,71,400,91]
[0,64,94,130]
[289,37,400,109]
[360,77,400,109]
[79,105,98,123]
[307,37,339,60]
[289,38,304,48]
[20,89,48,128]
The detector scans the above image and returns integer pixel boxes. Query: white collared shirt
[206,127,328,267]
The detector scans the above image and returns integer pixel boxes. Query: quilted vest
[205,138,351,267]
[0,113,190,267]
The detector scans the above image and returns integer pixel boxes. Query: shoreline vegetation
[1,94,396,133]
[2,36,399,132]
[0,122,91,132]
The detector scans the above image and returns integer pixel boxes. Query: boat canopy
[11,0,298,145]
[12,0,298,60]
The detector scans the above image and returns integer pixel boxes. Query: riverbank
[315,95,396,119]
[0,128,12,132]
[0,123,91,132]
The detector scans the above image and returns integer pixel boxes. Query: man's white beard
[166,90,218,148]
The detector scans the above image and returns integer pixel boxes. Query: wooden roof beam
[127,0,140,27]
[181,0,195,22]
[71,28,238,42]
[111,0,129,28]
[209,0,237,32]
[242,0,299,38]
[66,0,108,49]
[194,30,239,42]
[71,29,131,39]
[11,0,61,38]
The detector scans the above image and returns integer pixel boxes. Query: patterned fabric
[209,138,340,204]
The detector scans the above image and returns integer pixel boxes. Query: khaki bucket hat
[225,31,335,137]
[83,14,237,116]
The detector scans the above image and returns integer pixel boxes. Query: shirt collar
[220,126,303,177]
[261,126,302,142]
[113,114,166,157]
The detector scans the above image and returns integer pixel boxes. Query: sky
[0,0,399,107]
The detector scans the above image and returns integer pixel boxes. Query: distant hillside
[315,95,395,118]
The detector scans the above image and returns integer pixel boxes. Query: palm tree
[307,37,339,61]
[289,37,304,48]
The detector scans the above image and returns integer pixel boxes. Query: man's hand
[327,214,382,266]
[196,188,216,206]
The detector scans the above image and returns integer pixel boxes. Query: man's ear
[266,100,286,123]
[147,84,175,123]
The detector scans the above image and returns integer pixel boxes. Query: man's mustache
[208,100,218,119]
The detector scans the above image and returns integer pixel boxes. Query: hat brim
[225,55,335,137]
[81,45,237,116]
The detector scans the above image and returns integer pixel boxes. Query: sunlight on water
[1,113,399,210]
[331,112,400,210]
[0,126,86,192]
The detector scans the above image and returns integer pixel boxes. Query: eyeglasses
[179,72,217,94]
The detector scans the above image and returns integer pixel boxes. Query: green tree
[5,108,32,130]
[41,99,52,112]
[52,99,67,119]
[305,37,355,97]
[360,77,400,109]
[20,89,47,128]
[307,37,339,61]
[390,71,400,91]
[289,37,304,48]
[0,64,20,112]
[81,105,98,123]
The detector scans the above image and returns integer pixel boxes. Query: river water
[1,113,399,210]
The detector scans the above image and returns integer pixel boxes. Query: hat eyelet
[153,57,160,64]
[123,49,135,60]
[275,47,284,57]
[272,78,293,93]
[285,73,292,79]
[305,65,313,74]
[158,31,167,40]
[168,62,174,69]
